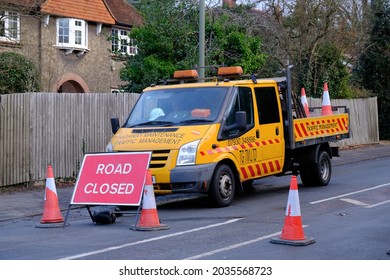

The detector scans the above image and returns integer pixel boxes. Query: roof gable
[41,0,115,25]
[104,0,143,27]
[4,0,143,27]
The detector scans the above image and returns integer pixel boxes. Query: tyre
[209,164,236,207]
[299,164,314,186]
[300,150,331,186]
[313,150,332,186]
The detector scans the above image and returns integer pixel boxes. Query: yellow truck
[107,65,349,207]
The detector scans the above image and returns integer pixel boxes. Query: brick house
[0,0,142,93]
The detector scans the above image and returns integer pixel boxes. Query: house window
[0,11,20,42]
[57,18,88,49]
[111,29,137,55]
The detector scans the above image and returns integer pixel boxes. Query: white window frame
[56,18,88,50]
[0,11,20,42]
[111,28,137,56]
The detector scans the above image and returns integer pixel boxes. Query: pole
[199,0,205,79]
[286,60,295,149]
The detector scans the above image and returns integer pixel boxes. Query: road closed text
[96,163,132,175]
[84,163,134,195]
[84,182,134,195]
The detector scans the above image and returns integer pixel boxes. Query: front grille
[149,150,170,168]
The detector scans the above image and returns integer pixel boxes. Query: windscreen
[124,87,228,127]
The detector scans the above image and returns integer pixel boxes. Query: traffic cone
[300,87,310,117]
[130,170,169,231]
[321,82,333,116]
[39,166,64,226]
[270,175,315,246]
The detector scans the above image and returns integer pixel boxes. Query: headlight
[106,141,113,152]
[176,140,200,166]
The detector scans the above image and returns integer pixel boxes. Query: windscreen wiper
[128,120,174,127]
[179,119,213,124]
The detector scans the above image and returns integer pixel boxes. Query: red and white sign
[71,152,151,206]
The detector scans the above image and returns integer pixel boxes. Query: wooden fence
[307,97,379,147]
[0,92,139,187]
[0,93,379,187]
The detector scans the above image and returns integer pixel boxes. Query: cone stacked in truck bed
[321,83,333,116]
[300,87,310,117]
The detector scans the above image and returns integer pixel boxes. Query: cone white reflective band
[44,177,57,200]
[301,95,308,104]
[301,95,309,109]
[46,178,57,194]
[142,185,157,209]
[322,91,331,105]
[285,190,301,216]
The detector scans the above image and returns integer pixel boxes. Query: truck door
[224,87,263,182]
[253,86,285,176]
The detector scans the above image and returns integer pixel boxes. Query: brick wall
[1,13,125,93]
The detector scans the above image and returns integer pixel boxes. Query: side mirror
[110,117,120,134]
[235,111,247,131]
[224,111,247,132]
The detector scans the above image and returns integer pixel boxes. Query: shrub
[0,52,41,94]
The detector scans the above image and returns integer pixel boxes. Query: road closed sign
[71,152,151,206]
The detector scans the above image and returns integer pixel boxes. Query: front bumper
[168,162,218,193]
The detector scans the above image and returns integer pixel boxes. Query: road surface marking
[365,199,390,208]
[310,182,390,205]
[59,218,241,260]
[339,198,369,206]
[184,225,308,260]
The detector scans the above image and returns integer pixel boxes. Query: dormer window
[0,11,20,42]
[111,28,137,56]
[56,18,88,53]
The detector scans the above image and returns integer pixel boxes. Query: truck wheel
[209,164,236,207]
[314,150,331,186]
[299,165,314,186]
[301,151,331,186]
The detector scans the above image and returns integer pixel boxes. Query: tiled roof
[5,0,143,27]
[104,0,143,27]
[41,0,116,25]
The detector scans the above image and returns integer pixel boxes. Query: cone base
[270,236,315,246]
[130,224,169,231]
[40,217,64,223]
[135,208,167,229]
[35,222,69,228]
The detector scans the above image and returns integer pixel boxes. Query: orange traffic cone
[300,87,310,117]
[321,82,333,116]
[270,175,315,246]
[38,166,64,226]
[131,170,169,231]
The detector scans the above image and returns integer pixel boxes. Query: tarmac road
[0,141,389,222]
